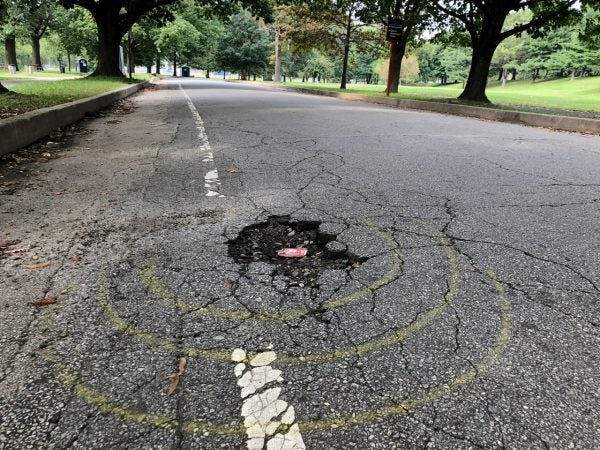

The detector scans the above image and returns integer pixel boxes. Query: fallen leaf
[31,255,39,261]
[24,262,50,269]
[224,278,234,289]
[69,255,81,262]
[167,357,187,396]
[30,296,57,307]
[2,247,25,254]
[0,240,17,248]
[226,167,241,174]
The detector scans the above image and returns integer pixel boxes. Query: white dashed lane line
[179,84,225,198]
[232,349,306,450]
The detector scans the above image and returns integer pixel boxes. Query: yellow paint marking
[45,272,510,435]
[140,220,402,321]
[98,222,459,365]
[298,271,512,430]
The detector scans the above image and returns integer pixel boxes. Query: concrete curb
[0,81,149,156]
[265,84,600,136]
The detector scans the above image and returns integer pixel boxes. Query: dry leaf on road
[30,297,57,307]
[224,278,234,289]
[24,262,50,270]
[225,167,241,174]
[167,357,187,396]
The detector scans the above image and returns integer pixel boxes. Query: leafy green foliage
[303,49,335,81]
[155,16,201,64]
[216,10,270,79]
[50,6,98,62]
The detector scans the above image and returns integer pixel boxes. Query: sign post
[385,18,403,97]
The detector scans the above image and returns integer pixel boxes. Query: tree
[20,0,59,69]
[439,45,471,83]
[59,0,272,77]
[178,5,225,77]
[281,3,382,89]
[50,5,97,71]
[303,48,335,82]
[0,0,8,92]
[361,0,433,93]
[128,20,161,73]
[155,16,201,76]
[518,27,567,80]
[580,5,600,49]
[353,48,380,83]
[1,0,23,73]
[417,41,445,82]
[58,0,179,76]
[436,0,584,102]
[216,10,270,80]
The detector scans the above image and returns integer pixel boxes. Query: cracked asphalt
[1,78,599,449]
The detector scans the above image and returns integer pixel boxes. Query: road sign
[386,18,404,41]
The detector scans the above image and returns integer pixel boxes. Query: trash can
[79,59,88,73]
[181,66,190,77]
[8,65,16,75]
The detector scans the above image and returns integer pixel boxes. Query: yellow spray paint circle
[45,272,510,436]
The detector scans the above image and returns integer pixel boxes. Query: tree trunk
[0,82,8,94]
[387,34,408,94]
[205,70,210,78]
[501,68,507,87]
[68,52,71,72]
[459,15,507,103]
[5,36,18,71]
[339,14,352,90]
[274,26,281,82]
[156,57,161,74]
[92,6,126,76]
[173,52,177,77]
[147,66,152,73]
[458,40,498,102]
[31,35,43,69]
[127,30,133,78]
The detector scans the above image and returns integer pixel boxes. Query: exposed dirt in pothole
[228,216,365,287]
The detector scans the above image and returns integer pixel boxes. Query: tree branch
[499,0,577,41]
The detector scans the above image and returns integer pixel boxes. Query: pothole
[228,216,365,287]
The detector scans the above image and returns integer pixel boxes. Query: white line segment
[179,84,224,198]
[232,349,306,450]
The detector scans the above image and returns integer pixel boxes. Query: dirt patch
[0,98,136,196]
[228,216,365,287]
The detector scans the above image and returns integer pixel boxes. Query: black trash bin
[181,66,190,77]
[79,59,88,73]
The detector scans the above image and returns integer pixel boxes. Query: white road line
[232,349,306,450]
[179,84,224,198]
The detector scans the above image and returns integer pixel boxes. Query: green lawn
[273,77,600,113]
[0,69,83,80]
[0,77,144,119]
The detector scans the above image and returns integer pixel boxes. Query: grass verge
[0,69,83,80]
[259,77,600,114]
[0,77,144,119]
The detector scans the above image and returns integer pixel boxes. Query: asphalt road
[1,78,599,449]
